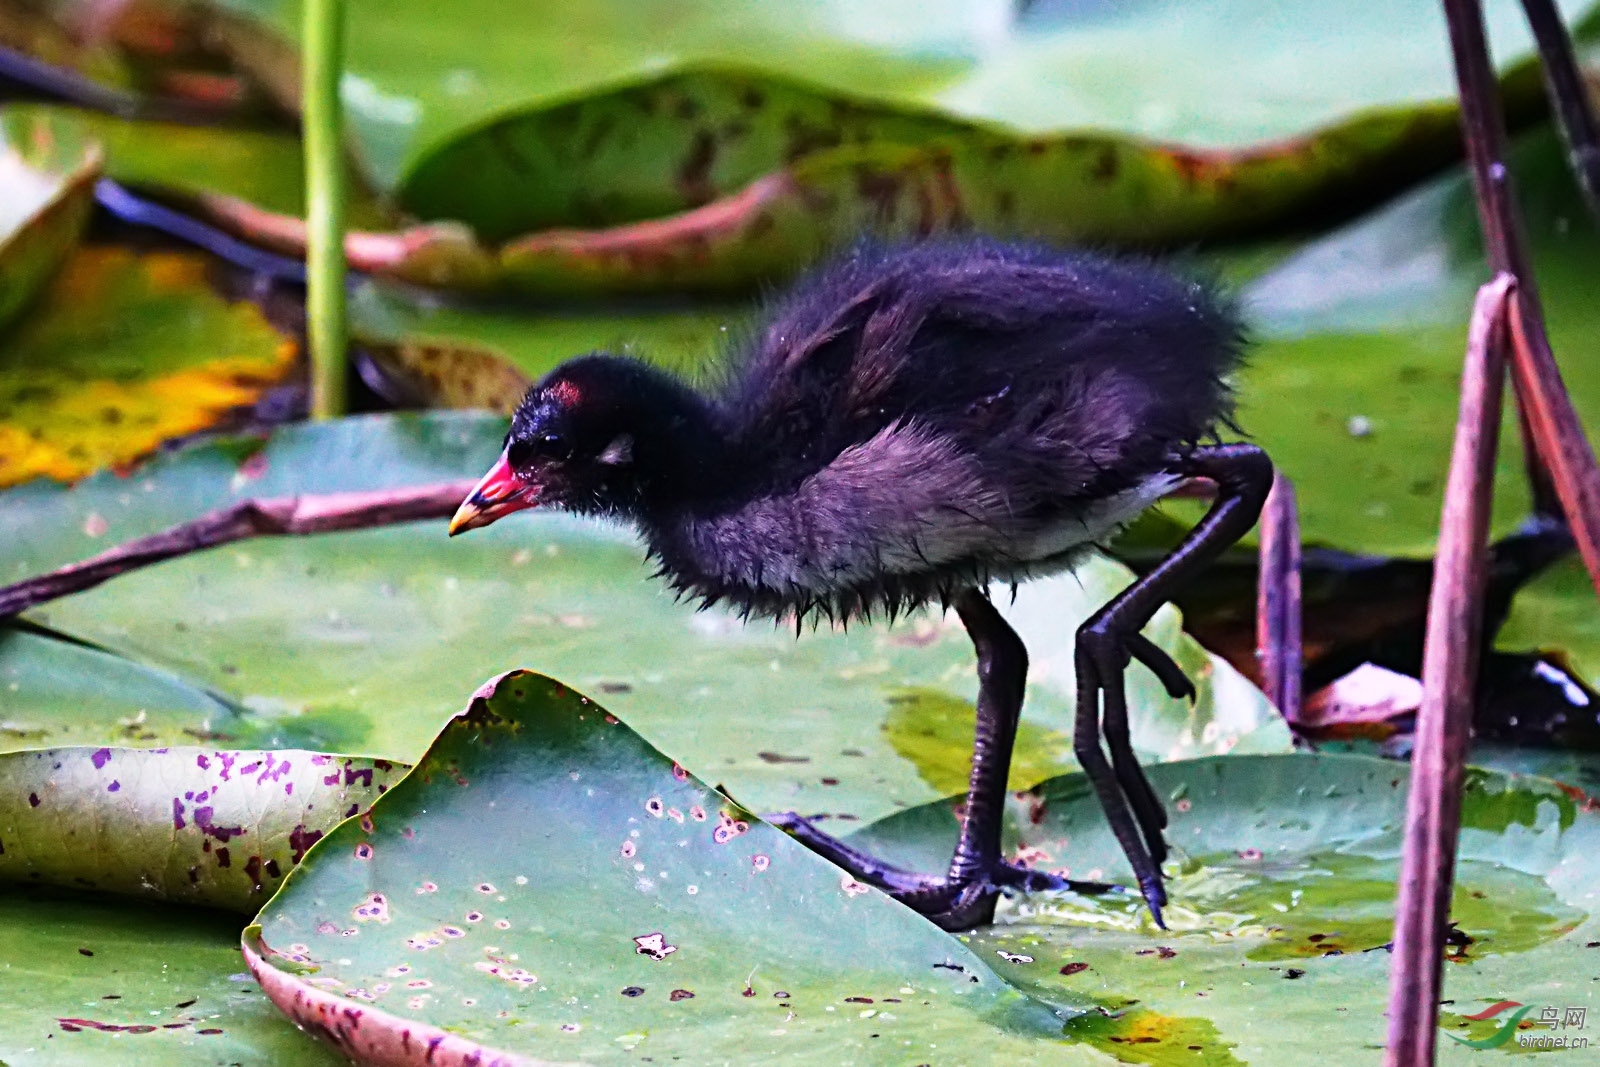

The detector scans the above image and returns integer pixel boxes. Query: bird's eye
[506,433,570,469]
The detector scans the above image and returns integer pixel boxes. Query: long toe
[897,879,1000,932]
[766,811,944,897]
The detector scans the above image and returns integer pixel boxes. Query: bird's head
[449,354,716,536]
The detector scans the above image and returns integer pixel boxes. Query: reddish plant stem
[1255,470,1302,720]
[1385,274,1514,1067]
[1444,0,1600,566]
[1504,296,1600,589]
[1518,0,1600,219]
[0,482,474,619]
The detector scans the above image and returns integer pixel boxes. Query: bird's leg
[759,813,944,895]
[1075,442,1274,927]
[896,586,1032,926]
[768,586,1117,930]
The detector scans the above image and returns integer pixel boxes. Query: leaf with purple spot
[0,746,406,911]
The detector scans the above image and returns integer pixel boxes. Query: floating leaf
[246,670,1093,1065]
[0,744,406,910]
[1498,556,1600,688]
[0,625,247,752]
[211,0,1595,195]
[0,886,343,1064]
[349,281,744,409]
[0,105,100,331]
[401,66,1501,246]
[846,754,1600,1061]
[1216,124,1600,557]
[0,245,297,487]
[5,414,1287,822]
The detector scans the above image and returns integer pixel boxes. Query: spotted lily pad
[245,670,1109,1065]
[0,744,406,910]
[4,413,1287,823]
[845,754,1600,1061]
[0,105,100,331]
[0,245,297,487]
[213,0,1594,196]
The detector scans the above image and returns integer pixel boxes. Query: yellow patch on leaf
[0,247,297,487]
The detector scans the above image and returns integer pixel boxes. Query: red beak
[449,452,539,535]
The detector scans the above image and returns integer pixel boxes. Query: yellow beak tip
[447,505,480,537]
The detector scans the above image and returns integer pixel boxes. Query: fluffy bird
[450,238,1272,929]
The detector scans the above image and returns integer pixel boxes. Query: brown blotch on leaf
[669,989,695,1001]
[1092,147,1119,182]
[1059,962,1089,976]
[677,130,718,206]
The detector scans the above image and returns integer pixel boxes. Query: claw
[1142,880,1168,930]
[1128,632,1196,703]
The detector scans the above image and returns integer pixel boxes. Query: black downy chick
[450,237,1274,930]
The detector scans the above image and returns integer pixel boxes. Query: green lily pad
[1498,555,1600,687]
[5,413,1287,824]
[12,103,392,226]
[400,65,1497,250]
[0,886,342,1065]
[1225,123,1600,557]
[0,244,298,488]
[0,626,248,751]
[0,105,100,332]
[350,281,745,410]
[846,754,1600,1061]
[0,412,493,584]
[246,669,1104,1065]
[0,744,405,910]
[210,0,1595,197]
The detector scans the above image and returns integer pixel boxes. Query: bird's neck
[615,377,737,517]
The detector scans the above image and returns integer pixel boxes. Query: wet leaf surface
[0,245,297,487]
[0,886,342,1066]
[246,670,1096,1065]
[0,744,405,910]
[3,413,1288,823]
[1223,125,1600,557]
[847,754,1600,1062]
[0,105,100,331]
[0,626,248,751]
[1499,555,1600,692]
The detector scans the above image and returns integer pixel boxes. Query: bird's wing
[732,258,1099,432]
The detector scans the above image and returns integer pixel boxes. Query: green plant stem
[303,0,347,419]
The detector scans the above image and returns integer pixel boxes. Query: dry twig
[1255,470,1302,720]
[0,482,473,619]
[1518,0,1600,218]
[1384,274,1515,1067]
[1445,0,1600,583]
